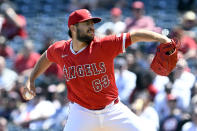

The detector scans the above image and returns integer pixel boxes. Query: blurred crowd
[0,0,196,130]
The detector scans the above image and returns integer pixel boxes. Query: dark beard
[76,28,94,45]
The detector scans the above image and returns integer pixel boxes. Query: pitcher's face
[76,20,95,45]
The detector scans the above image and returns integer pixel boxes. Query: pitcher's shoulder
[54,39,70,45]
[51,39,71,48]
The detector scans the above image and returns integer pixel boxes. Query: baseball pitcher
[22,9,178,131]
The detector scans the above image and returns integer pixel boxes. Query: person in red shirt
[0,0,28,40]
[14,40,40,74]
[170,27,197,59]
[21,9,171,131]
[125,1,161,33]
[1,14,27,40]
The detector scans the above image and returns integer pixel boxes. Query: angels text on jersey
[63,62,110,92]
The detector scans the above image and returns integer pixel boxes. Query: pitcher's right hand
[22,79,36,100]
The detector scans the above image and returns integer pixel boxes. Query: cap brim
[79,17,101,24]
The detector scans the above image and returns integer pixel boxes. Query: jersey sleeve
[99,32,131,58]
[46,41,65,64]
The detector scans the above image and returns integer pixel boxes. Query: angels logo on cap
[68,9,101,28]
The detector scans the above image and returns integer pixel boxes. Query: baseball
[24,91,34,100]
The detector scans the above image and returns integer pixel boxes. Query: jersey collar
[70,41,88,55]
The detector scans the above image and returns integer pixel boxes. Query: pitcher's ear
[70,25,77,32]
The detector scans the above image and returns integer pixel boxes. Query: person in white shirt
[154,58,195,117]
[171,58,195,111]
[182,106,197,131]
[154,82,173,121]
[114,57,136,105]
[130,91,159,131]
[0,56,18,91]
[96,7,126,37]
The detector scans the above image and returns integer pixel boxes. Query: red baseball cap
[132,1,144,9]
[68,9,101,28]
[111,8,122,17]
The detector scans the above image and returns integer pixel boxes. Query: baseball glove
[150,39,180,76]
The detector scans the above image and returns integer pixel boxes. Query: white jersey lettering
[63,65,69,81]
[91,63,100,75]
[69,66,76,79]
[76,65,85,77]
[84,64,93,76]
[63,62,107,80]
[99,62,106,73]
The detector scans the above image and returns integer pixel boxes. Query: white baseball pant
[63,100,155,131]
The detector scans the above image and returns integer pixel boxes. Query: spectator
[191,82,197,98]
[28,97,56,130]
[126,48,150,71]
[186,55,197,77]
[0,0,28,40]
[190,95,197,113]
[125,50,152,73]
[96,7,126,37]
[0,35,14,59]
[160,94,181,131]
[13,89,56,130]
[14,40,40,74]
[0,117,7,131]
[171,58,196,111]
[153,74,170,94]
[154,82,173,121]
[181,105,197,131]
[0,90,19,121]
[114,57,136,105]
[181,11,197,31]
[170,27,197,59]
[124,1,161,33]
[129,69,157,103]
[124,1,162,53]
[180,11,197,42]
[0,56,17,91]
[42,86,69,130]
[130,91,159,131]
[125,52,137,71]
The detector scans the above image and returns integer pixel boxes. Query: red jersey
[2,15,28,40]
[0,45,14,58]
[46,33,131,109]
[14,52,40,73]
[179,36,197,54]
